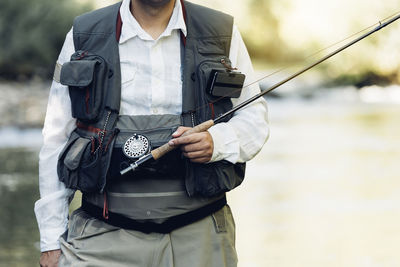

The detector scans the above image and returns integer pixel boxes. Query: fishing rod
[120,12,400,175]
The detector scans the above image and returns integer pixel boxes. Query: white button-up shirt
[35,0,269,252]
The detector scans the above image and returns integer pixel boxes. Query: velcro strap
[53,62,62,83]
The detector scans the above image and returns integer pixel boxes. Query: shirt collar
[119,0,187,44]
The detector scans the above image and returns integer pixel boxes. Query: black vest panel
[58,1,246,230]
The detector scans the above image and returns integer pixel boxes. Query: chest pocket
[121,63,137,86]
[194,39,234,123]
[60,51,112,123]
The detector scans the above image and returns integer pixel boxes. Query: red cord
[103,191,109,220]
[209,103,215,119]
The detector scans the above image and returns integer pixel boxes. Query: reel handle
[151,119,215,160]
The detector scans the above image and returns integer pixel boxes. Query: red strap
[180,0,187,46]
[85,88,90,114]
[180,31,186,47]
[180,0,187,26]
[116,10,123,42]
[209,103,215,119]
[103,191,109,220]
[76,122,106,135]
[104,131,116,152]
[90,137,95,153]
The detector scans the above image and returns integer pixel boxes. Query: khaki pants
[59,205,237,267]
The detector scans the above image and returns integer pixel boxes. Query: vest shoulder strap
[180,1,234,115]
[183,1,233,50]
[72,2,121,51]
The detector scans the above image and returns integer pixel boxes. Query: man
[35,0,269,266]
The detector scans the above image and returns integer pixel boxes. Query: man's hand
[40,249,61,267]
[168,126,214,163]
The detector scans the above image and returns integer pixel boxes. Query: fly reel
[122,134,150,159]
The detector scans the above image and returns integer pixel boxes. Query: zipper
[196,57,228,75]
[116,127,177,148]
[75,50,88,60]
[116,126,179,134]
[73,50,108,64]
[94,110,111,154]
[190,111,196,127]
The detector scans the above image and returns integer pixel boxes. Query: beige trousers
[59,205,237,267]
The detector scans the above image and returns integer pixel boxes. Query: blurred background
[0,0,399,266]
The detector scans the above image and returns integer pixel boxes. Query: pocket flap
[197,39,226,55]
[60,60,98,87]
[64,137,91,170]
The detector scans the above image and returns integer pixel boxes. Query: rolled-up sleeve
[208,25,269,163]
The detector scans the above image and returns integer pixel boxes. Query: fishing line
[242,10,400,90]
[192,10,400,116]
[121,10,400,175]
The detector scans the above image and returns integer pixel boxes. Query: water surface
[1,90,400,266]
[229,96,400,267]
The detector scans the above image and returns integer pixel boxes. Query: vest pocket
[58,132,87,189]
[57,131,106,192]
[196,58,233,122]
[60,51,110,123]
[109,126,183,181]
[185,160,246,197]
[107,115,183,181]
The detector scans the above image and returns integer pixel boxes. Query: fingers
[169,132,202,146]
[169,129,214,163]
[40,249,61,267]
[181,142,206,153]
[172,126,191,138]
[172,132,214,162]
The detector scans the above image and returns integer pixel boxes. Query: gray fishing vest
[58,1,246,229]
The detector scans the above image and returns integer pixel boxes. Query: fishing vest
[57,1,246,232]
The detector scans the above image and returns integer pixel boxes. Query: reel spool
[123,134,150,159]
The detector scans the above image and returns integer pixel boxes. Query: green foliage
[325,71,397,88]
[0,0,93,80]
[243,0,291,63]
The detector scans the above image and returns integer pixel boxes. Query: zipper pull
[76,50,88,60]
[220,58,237,72]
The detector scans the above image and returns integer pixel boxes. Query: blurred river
[0,86,399,266]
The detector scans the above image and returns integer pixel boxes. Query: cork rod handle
[151,119,215,160]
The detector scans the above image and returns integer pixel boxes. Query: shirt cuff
[37,227,66,252]
[34,189,73,252]
[207,122,240,163]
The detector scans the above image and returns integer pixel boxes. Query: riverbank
[1,83,400,266]
[1,80,399,149]
[1,80,400,130]
[0,81,50,128]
